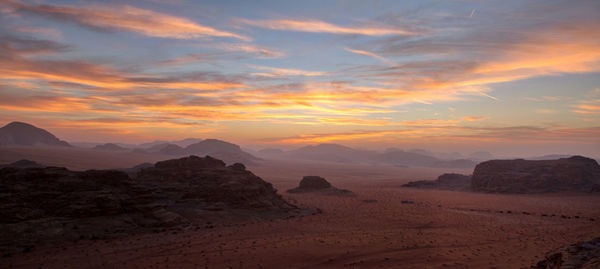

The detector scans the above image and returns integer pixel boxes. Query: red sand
[1,157,599,268]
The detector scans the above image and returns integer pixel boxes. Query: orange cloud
[238,18,416,36]
[4,0,249,40]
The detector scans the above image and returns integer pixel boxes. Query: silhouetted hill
[286,143,375,163]
[471,156,600,193]
[93,143,128,151]
[0,122,70,147]
[375,150,440,167]
[287,175,354,196]
[468,151,494,161]
[139,138,202,148]
[184,139,260,165]
[146,143,184,155]
[258,148,284,155]
[0,159,44,168]
[283,143,477,168]
[0,155,300,253]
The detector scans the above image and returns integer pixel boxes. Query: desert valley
[1,1,600,268]
[0,122,599,268]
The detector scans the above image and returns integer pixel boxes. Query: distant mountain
[93,143,128,151]
[0,159,45,168]
[259,148,284,155]
[286,143,375,163]
[146,143,184,155]
[139,138,202,148]
[283,143,477,168]
[431,159,477,168]
[407,148,435,157]
[171,138,203,148]
[184,139,260,165]
[0,122,70,147]
[375,150,440,167]
[468,151,494,161]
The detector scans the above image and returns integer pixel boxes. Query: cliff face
[471,156,600,193]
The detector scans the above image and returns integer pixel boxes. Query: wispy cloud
[344,47,392,65]
[249,65,327,77]
[238,18,416,36]
[3,0,249,40]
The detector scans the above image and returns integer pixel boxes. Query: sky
[0,0,599,157]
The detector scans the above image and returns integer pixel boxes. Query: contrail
[469,8,477,18]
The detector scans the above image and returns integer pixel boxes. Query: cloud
[249,65,327,77]
[344,48,391,64]
[219,43,285,58]
[238,18,416,36]
[3,0,249,40]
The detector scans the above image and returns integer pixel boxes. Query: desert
[2,0,600,268]
[1,145,599,268]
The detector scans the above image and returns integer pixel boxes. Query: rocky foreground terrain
[532,237,600,268]
[0,155,303,254]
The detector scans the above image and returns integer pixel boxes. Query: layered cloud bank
[0,0,598,155]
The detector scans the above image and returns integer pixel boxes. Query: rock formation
[471,156,600,193]
[402,173,472,191]
[137,155,294,210]
[0,121,70,147]
[287,176,354,195]
[0,155,300,254]
[531,237,600,268]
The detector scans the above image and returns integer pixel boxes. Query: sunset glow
[1,0,599,156]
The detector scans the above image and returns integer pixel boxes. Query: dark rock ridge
[0,155,299,253]
[0,159,44,168]
[402,173,472,191]
[471,156,600,193]
[287,176,354,196]
[93,143,128,151]
[531,237,600,268]
[0,121,70,147]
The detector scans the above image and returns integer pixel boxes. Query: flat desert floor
[2,155,599,268]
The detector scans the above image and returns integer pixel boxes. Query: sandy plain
[1,148,599,268]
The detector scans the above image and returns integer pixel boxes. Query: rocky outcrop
[0,122,70,147]
[287,176,354,196]
[0,155,299,254]
[471,156,600,193]
[137,155,295,210]
[402,173,472,191]
[531,237,600,268]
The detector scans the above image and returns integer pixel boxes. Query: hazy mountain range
[0,121,583,168]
